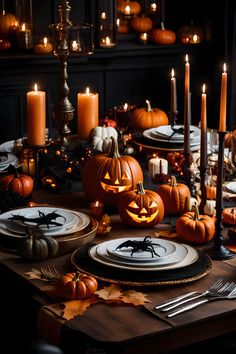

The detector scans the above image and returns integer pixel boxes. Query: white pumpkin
[204,200,216,216]
[91,126,118,152]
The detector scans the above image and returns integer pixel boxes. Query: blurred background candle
[34,37,53,54]
[27,83,46,146]
[17,23,33,49]
[90,200,104,220]
[219,63,227,131]
[77,87,99,140]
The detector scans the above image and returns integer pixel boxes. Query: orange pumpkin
[118,0,141,16]
[118,181,164,226]
[55,272,98,300]
[222,208,236,225]
[176,204,215,244]
[151,22,176,45]
[205,184,217,200]
[131,15,153,33]
[130,100,168,130]
[0,166,34,197]
[0,12,17,34]
[82,137,143,207]
[157,176,191,215]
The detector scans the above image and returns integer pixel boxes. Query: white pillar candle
[148,157,168,178]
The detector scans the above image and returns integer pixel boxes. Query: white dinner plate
[154,125,199,140]
[0,207,90,236]
[143,125,200,144]
[104,237,176,262]
[88,242,198,271]
[96,241,187,267]
[225,182,236,194]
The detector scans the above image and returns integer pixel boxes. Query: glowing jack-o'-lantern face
[100,171,132,193]
[126,200,159,223]
[118,182,165,227]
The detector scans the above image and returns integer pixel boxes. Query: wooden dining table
[1,188,236,354]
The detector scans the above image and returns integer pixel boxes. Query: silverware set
[155,279,236,318]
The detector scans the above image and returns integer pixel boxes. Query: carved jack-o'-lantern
[118,181,164,226]
[82,137,143,207]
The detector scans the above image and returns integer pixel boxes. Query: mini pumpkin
[176,204,215,244]
[131,14,153,33]
[91,126,118,152]
[0,12,17,34]
[55,271,98,300]
[118,181,164,226]
[157,176,191,215]
[222,208,236,225]
[82,137,143,207]
[0,165,34,197]
[151,22,176,45]
[130,100,168,130]
[18,226,59,261]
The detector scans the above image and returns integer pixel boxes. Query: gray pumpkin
[18,226,59,261]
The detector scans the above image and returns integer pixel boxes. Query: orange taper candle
[219,63,227,132]
[77,87,99,140]
[27,83,46,146]
[200,84,207,170]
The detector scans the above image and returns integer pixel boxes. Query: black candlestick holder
[210,130,234,259]
[181,151,197,198]
[199,165,207,213]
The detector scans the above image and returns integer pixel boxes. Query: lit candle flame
[86,87,90,95]
[116,18,120,27]
[202,83,206,94]
[223,63,227,73]
[22,23,26,31]
[193,34,198,42]
[140,33,147,40]
[124,5,131,14]
[171,68,175,78]
[150,2,157,12]
[124,102,128,111]
[105,36,111,45]
[95,201,99,207]
[100,12,106,20]
[34,83,38,92]
[185,54,189,63]
[43,37,48,46]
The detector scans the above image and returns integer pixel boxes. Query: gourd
[131,14,153,33]
[91,126,118,152]
[118,181,164,226]
[99,117,117,128]
[18,226,59,261]
[0,165,34,197]
[151,22,176,45]
[222,208,236,225]
[157,176,191,215]
[0,12,17,34]
[82,136,143,207]
[130,100,168,130]
[176,204,215,244]
[55,271,98,300]
[204,200,216,216]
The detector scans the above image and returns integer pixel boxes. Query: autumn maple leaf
[95,284,123,301]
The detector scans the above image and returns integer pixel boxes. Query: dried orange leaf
[121,290,150,306]
[62,296,98,320]
[95,284,122,301]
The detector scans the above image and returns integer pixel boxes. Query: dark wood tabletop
[1,189,236,354]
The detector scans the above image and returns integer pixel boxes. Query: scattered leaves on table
[59,284,150,320]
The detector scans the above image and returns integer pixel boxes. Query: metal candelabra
[50,0,74,146]
[211,130,234,260]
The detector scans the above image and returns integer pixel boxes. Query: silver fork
[167,282,236,318]
[40,265,61,281]
[155,279,223,311]
[161,279,228,312]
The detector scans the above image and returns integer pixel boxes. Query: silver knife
[155,291,199,310]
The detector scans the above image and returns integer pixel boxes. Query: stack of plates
[143,125,200,149]
[88,237,199,272]
[0,206,97,255]
[0,153,18,172]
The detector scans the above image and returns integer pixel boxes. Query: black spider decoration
[115,236,166,258]
[8,210,66,229]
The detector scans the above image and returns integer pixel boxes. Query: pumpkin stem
[192,203,200,221]
[231,208,235,214]
[146,100,153,112]
[108,136,120,158]
[73,271,80,282]
[161,22,165,30]
[136,181,145,195]
[170,175,177,187]
[8,163,19,177]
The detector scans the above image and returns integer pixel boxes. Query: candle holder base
[208,244,235,260]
